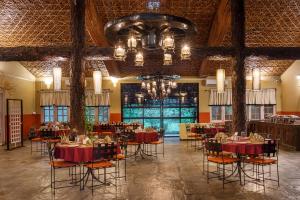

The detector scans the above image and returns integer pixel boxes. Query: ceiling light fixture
[252,68,261,91]
[105,13,197,64]
[93,71,102,94]
[53,67,62,91]
[137,74,180,99]
[216,68,225,93]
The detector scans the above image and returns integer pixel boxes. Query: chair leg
[207,160,209,183]
[262,165,265,193]
[222,164,225,189]
[276,162,280,187]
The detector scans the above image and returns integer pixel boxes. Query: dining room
[0,0,300,199]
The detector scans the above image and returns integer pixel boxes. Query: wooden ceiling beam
[199,0,231,76]
[1,46,300,61]
[85,0,120,77]
[0,46,71,61]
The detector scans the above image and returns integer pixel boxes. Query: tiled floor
[0,138,300,200]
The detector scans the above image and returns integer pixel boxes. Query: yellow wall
[281,60,300,112]
[0,62,36,114]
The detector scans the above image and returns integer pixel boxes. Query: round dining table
[54,143,121,163]
[222,141,263,155]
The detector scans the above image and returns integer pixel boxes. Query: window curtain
[85,90,110,106]
[40,91,70,106]
[40,90,110,106]
[209,88,276,106]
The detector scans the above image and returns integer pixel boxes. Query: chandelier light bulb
[141,81,146,89]
[146,82,151,90]
[181,44,191,60]
[152,81,157,87]
[162,34,175,50]
[114,43,126,61]
[171,81,177,88]
[167,87,171,94]
[135,51,144,66]
[128,35,137,50]
[163,53,172,65]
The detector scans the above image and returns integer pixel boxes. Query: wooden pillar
[231,0,246,134]
[70,0,86,133]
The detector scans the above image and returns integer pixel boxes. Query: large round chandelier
[104,13,197,65]
[137,74,180,99]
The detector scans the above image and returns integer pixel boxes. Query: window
[57,106,68,122]
[43,106,54,123]
[264,105,274,118]
[211,106,222,121]
[225,106,232,120]
[250,105,261,120]
[99,106,109,123]
[85,107,95,123]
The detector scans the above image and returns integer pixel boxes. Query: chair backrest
[92,142,118,162]
[263,139,279,157]
[119,135,128,155]
[205,138,222,156]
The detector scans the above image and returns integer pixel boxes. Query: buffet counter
[248,121,300,151]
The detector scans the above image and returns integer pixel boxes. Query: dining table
[221,138,264,185]
[54,143,121,163]
[127,131,159,159]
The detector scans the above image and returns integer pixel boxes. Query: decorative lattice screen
[6,99,23,150]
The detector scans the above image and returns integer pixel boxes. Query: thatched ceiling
[0,0,299,77]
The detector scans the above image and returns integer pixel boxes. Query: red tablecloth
[54,144,120,163]
[135,132,159,143]
[222,142,263,155]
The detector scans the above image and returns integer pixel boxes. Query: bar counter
[248,121,300,151]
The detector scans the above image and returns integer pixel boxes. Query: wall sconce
[110,76,118,87]
[296,75,300,87]
[43,77,53,89]
[93,71,102,94]
[53,67,62,91]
